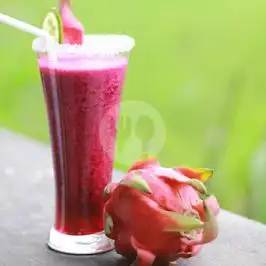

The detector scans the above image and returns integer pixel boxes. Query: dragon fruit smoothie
[33,0,134,254]
[39,55,127,235]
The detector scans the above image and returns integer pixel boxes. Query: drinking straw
[0,13,49,37]
[0,12,57,60]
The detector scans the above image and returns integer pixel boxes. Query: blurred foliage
[1,0,266,223]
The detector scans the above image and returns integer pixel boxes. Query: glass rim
[32,34,135,56]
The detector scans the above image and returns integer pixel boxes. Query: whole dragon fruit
[103,159,219,266]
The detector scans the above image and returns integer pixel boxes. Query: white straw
[0,13,49,37]
[0,12,57,61]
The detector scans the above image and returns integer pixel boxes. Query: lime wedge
[42,9,63,43]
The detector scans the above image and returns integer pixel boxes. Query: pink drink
[33,33,134,254]
[39,55,127,235]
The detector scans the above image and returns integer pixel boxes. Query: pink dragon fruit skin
[59,0,84,45]
[104,159,219,266]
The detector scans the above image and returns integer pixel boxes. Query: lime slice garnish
[42,9,63,43]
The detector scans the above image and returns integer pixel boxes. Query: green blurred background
[1,0,266,223]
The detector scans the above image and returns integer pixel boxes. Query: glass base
[48,228,114,255]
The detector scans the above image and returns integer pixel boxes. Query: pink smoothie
[39,55,127,235]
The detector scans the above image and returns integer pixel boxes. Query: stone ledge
[0,129,265,266]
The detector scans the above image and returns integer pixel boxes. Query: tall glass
[32,35,135,254]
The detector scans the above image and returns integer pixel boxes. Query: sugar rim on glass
[32,34,135,56]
